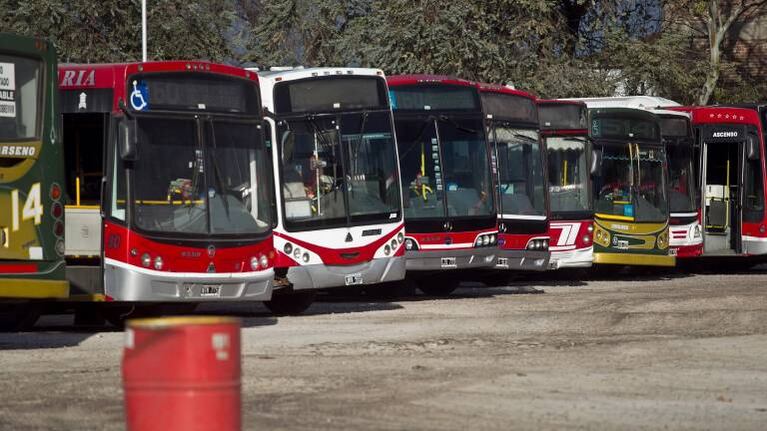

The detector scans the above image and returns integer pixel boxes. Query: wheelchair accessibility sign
[130,80,149,111]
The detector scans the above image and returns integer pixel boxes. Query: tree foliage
[1,0,765,104]
[0,0,236,62]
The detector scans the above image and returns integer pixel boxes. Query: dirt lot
[2,268,767,430]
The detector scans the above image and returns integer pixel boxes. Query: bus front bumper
[549,246,593,270]
[286,256,406,291]
[103,259,273,302]
[495,249,550,271]
[405,248,496,271]
[593,252,675,267]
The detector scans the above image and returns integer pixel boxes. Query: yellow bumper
[0,279,70,299]
[594,252,676,267]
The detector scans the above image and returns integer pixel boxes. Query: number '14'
[10,183,43,231]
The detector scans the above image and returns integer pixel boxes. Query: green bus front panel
[0,33,67,298]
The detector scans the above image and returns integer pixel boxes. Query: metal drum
[122,316,241,431]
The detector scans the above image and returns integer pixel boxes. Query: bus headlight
[391,239,398,249]
[250,256,260,271]
[154,256,164,270]
[284,243,293,254]
[405,239,415,250]
[260,254,269,269]
[489,234,496,245]
[693,225,702,239]
[141,253,151,268]
[583,234,591,244]
[293,247,301,259]
[302,253,310,263]
[587,224,594,233]
[482,235,490,246]
[384,245,391,255]
[397,232,405,243]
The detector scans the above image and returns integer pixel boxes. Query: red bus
[388,75,497,295]
[671,106,766,257]
[538,100,594,269]
[59,62,275,324]
[478,84,550,272]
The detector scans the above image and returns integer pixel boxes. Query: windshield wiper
[439,115,477,134]
[513,133,538,143]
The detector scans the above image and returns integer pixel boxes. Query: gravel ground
[2,267,767,430]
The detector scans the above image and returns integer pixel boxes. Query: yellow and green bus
[588,108,675,267]
[0,33,67,329]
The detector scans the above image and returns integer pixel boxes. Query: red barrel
[122,316,241,431]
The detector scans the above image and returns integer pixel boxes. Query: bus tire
[417,278,459,297]
[264,291,316,316]
[0,302,42,332]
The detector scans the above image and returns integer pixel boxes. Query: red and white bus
[538,100,594,269]
[59,62,275,323]
[387,75,497,295]
[256,68,405,312]
[671,106,766,257]
[478,84,550,272]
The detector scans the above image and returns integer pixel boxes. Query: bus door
[60,89,111,294]
[700,125,751,254]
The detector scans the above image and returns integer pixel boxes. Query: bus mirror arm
[747,135,759,161]
[118,118,139,162]
[590,149,602,176]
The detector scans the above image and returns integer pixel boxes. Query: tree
[0,0,236,63]
[665,0,767,105]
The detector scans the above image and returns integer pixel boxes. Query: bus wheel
[264,291,316,316]
[0,302,42,332]
[417,279,460,297]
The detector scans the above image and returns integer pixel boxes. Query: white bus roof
[255,67,386,111]
[565,96,689,119]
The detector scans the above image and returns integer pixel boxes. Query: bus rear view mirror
[747,135,759,161]
[590,149,602,176]
[118,119,139,161]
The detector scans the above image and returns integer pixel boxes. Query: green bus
[0,33,67,330]
[589,108,675,267]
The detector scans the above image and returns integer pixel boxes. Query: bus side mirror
[118,119,139,161]
[590,149,602,176]
[747,135,759,161]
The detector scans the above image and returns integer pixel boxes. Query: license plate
[669,248,678,256]
[616,240,629,249]
[345,273,363,286]
[441,257,457,268]
[200,285,222,297]
[496,257,509,268]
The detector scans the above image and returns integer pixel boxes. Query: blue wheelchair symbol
[130,80,149,111]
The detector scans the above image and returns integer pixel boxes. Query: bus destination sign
[0,62,15,118]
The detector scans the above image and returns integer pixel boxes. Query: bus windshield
[278,110,400,229]
[0,54,40,140]
[594,143,668,222]
[493,127,546,217]
[667,142,697,213]
[398,116,492,219]
[132,117,272,236]
[546,136,591,214]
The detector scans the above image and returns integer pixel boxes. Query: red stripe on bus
[0,264,38,274]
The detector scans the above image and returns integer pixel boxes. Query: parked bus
[387,75,497,295]
[538,100,594,269]
[579,104,674,266]
[255,67,405,313]
[0,33,67,330]
[571,97,702,258]
[478,84,549,272]
[58,62,275,324]
[671,106,766,257]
